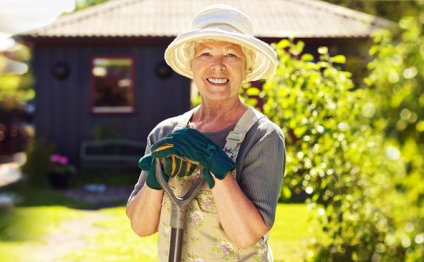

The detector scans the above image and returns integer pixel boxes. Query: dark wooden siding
[33,43,190,163]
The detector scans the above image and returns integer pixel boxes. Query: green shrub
[363,15,424,261]
[260,16,424,259]
[21,139,55,187]
[260,39,394,260]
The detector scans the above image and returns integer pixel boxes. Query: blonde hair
[184,40,256,74]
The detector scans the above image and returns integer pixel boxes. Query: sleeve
[126,117,179,202]
[127,136,153,202]
[238,130,286,228]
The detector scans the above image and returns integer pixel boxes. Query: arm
[126,171,164,236]
[126,117,187,236]
[211,173,269,248]
[212,131,286,248]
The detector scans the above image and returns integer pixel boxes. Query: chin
[203,93,237,102]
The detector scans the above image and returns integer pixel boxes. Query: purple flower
[50,154,69,165]
[49,153,76,175]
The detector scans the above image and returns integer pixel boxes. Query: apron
[157,107,273,262]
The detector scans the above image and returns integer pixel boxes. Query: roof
[21,0,390,39]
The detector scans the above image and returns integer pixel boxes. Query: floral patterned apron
[157,107,273,262]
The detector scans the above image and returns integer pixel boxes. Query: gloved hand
[150,128,235,188]
[138,154,200,190]
[138,154,166,190]
[162,155,199,178]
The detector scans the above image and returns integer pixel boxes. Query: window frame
[89,55,136,114]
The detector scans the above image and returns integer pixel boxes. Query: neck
[192,99,248,132]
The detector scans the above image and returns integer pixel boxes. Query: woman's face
[191,41,246,104]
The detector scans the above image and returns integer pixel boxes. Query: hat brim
[164,28,277,82]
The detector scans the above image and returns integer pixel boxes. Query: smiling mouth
[207,78,229,85]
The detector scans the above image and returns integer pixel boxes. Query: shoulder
[250,109,285,144]
[147,114,186,144]
[236,109,285,163]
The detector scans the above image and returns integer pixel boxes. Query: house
[17,0,389,165]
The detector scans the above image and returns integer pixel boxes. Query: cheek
[229,60,246,75]
[234,65,246,80]
[191,61,201,78]
[191,60,207,74]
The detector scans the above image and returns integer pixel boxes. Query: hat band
[201,23,243,34]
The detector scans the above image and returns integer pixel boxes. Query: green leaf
[331,55,346,64]
[301,54,314,62]
[246,87,261,96]
[276,39,291,50]
[282,186,292,199]
[318,46,328,55]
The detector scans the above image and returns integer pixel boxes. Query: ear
[244,66,253,78]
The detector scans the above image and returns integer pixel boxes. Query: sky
[0,0,76,73]
[0,0,76,50]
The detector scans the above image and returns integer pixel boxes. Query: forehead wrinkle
[195,41,243,53]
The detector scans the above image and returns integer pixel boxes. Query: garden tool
[155,158,205,262]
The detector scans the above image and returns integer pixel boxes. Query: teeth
[208,78,228,84]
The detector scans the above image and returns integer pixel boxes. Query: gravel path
[26,211,110,262]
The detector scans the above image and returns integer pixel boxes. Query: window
[90,57,135,113]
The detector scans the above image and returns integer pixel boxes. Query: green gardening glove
[162,155,199,178]
[139,154,199,189]
[150,128,235,188]
[138,154,168,190]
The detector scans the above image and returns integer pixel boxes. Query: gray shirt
[129,109,285,228]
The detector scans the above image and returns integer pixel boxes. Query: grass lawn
[0,203,312,261]
[0,206,86,261]
[271,204,312,261]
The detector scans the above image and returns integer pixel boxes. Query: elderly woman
[127,4,285,261]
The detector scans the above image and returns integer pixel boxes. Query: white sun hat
[164,4,278,82]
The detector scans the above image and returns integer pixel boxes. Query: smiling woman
[127,4,285,261]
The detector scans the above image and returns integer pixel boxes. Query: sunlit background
[0,0,423,261]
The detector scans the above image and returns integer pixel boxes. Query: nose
[211,56,225,71]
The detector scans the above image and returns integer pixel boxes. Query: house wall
[32,43,190,163]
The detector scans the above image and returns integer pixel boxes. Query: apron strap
[224,106,265,161]
[224,106,269,241]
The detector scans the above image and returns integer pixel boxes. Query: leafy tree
[75,0,110,11]
[363,14,424,261]
[261,39,383,260]
[366,16,423,146]
[260,30,423,259]
[0,43,33,109]
[323,0,423,22]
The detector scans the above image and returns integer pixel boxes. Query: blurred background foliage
[253,6,424,261]
[323,0,423,22]
[0,43,33,110]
